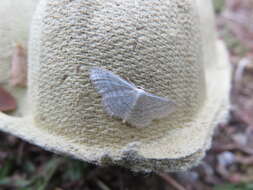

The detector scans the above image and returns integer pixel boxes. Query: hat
[0,0,231,172]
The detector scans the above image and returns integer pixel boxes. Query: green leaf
[0,160,13,179]
[213,0,225,14]
[63,159,88,181]
[215,183,253,190]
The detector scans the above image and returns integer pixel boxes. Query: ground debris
[0,87,16,112]
[10,43,28,87]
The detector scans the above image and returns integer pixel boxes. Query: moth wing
[102,89,137,119]
[144,92,176,119]
[90,67,138,119]
[126,92,176,127]
[90,67,136,95]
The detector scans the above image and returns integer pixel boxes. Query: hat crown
[28,0,205,146]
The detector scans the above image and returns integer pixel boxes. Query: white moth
[89,67,176,128]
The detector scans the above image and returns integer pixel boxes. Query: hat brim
[0,40,231,172]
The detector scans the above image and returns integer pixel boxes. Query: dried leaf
[10,44,27,87]
[0,87,17,112]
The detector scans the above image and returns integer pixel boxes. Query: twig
[17,142,24,165]
[213,143,253,155]
[96,179,111,190]
[158,173,186,190]
[236,155,253,164]
[234,57,251,89]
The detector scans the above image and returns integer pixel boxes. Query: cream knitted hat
[0,0,231,172]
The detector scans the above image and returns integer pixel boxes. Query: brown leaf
[0,87,17,112]
[10,44,28,87]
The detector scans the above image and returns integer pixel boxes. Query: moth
[89,67,176,128]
